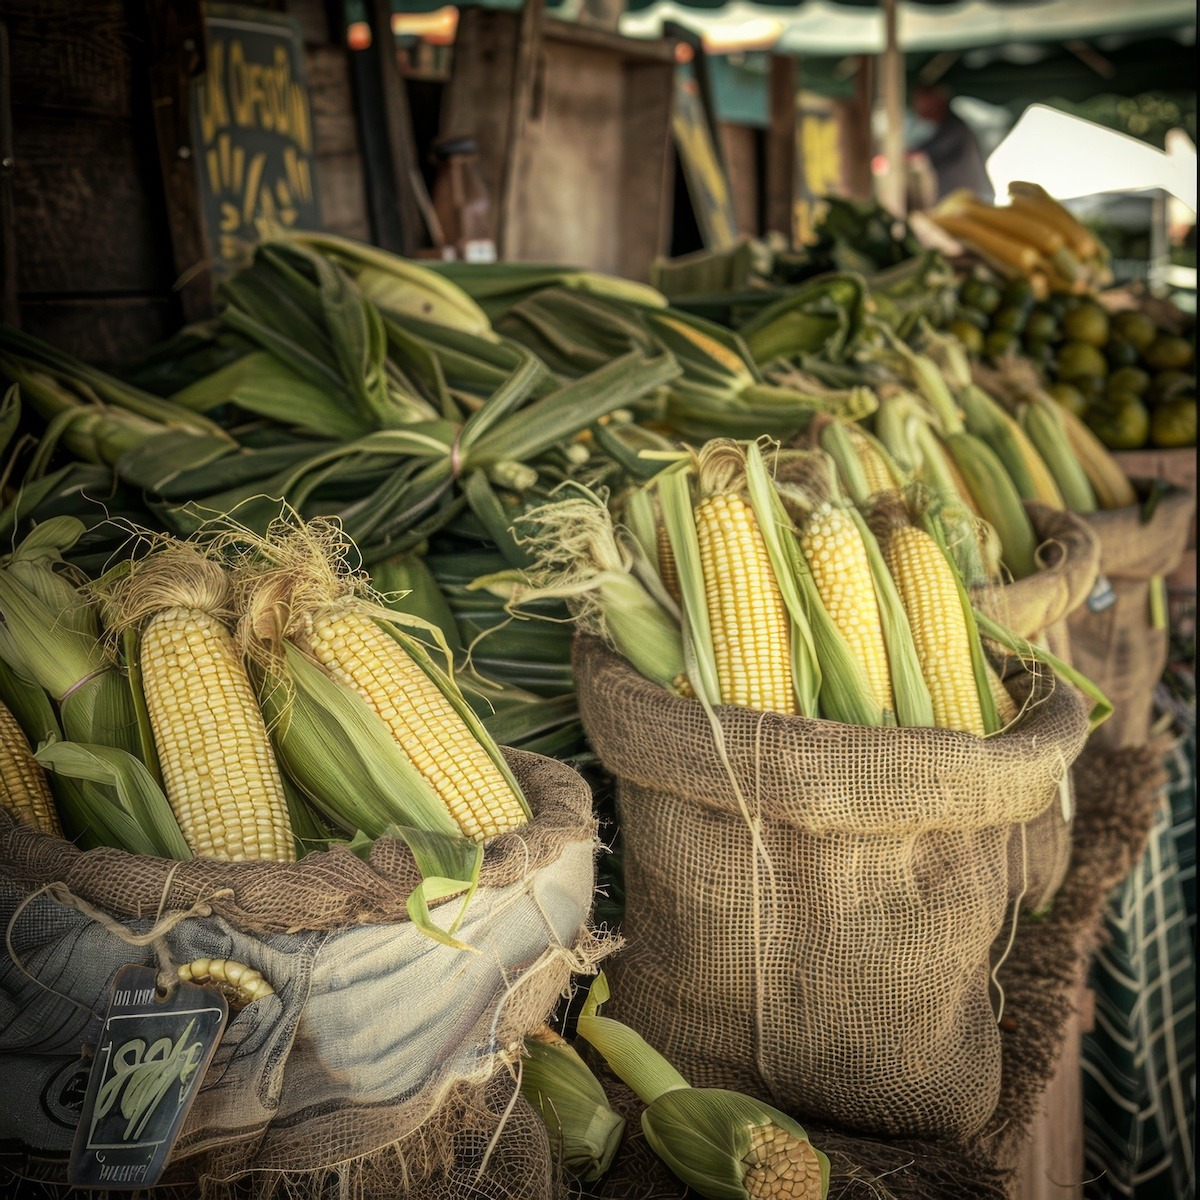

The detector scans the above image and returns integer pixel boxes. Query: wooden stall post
[764,55,796,243]
[0,21,17,326]
[497,0,546,259]
[876,0,906,217]
[344,0,425,253]
[143,0,210,322]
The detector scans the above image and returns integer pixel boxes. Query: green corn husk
[506,486,686,692]
[521,1025,626,1182]
[371,551,463,656]
[577,974,830,1200]
[739,274,869,368]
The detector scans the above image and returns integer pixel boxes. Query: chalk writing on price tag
[1086,574,1116,613]
[68,964,227,1190]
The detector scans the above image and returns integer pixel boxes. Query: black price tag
[68,964,227,1190]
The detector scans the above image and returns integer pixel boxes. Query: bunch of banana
[930,183,1112,298]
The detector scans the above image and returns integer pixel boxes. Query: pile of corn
[0,515,528,865]
[929,182,1113,297]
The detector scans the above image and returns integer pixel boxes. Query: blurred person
[908,84,994,203]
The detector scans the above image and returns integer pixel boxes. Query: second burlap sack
[1068,483,1194,750]
[575,635,1090,1141]
[977,502,1100,912]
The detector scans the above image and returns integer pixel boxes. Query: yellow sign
[794,92,845,247]
[191,9,322,270]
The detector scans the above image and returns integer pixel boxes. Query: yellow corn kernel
[884,526,985,735]
[656,520,682,605]
[299,605,526,841]
[176,957,274,1012]
[799,503,894,715]
[141,608,294,862]
[845,425,895,498]
[743,1122,826,1200]
[695,492,796,715]
[0,700,61,836]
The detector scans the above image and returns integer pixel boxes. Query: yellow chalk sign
[191,7,322,271]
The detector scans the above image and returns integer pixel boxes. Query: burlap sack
[1067,484,1194,750]
[0,749,606,1199]
[574,635,1090,1141]
[978,502,1101,912]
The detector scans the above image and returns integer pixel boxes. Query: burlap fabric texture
[574,634,1090,1141]
[1068,483,1193,750]
[977,501,1100,912]
[0,749,607,1199]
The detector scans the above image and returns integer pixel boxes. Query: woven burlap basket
[0,749,607,1200]
[977,501,1100,912]
[1067,483,1193,750]
[575,635,1090,1141]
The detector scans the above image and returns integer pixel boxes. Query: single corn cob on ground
[695,490,796,714]
[297,602,526,841]
[877,514,986,736]
[104,550,295,862]
[0,699,61,835]
[797,502,894,715]
[176,957,274,1011]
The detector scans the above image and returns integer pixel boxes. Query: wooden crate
[1,0,369,366]
[442,10,675,281]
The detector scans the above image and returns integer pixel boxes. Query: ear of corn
[796,500,895,718]
[1056,404,1138,509]
[956,385,1064,509]
[938,430,1041,580]
[521,1025,626,1183]
[176,957,274,1012]
[872,503,988,736]
[0,699,61,835]
[300,606,527,841]
[139,599,295,863]
[1019,398,1098,514]
[577,973,830,1200]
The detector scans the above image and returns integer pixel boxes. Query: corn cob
[232,520,528,842]
[930,211,1045,278]
[176,957,274,1012]
[297,602,525,841]
[957,385,1065,508]
[1056,404,1138,509]
[844,424,897,498]
[1019,397,1098,514]
[657,519,682,605]
[797,502,894,715]
[1008,183,1104,262]
[0,698,61,835]
[875,509,986,735]
[939,430,1041,579]
[97,548,294,863]
[986,661,1020,727]
[694,481,796,714]
[956,198,1084,282]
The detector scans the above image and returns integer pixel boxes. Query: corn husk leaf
[35,741,191,859]
[522,1030,626,1181]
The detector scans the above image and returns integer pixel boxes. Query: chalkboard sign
[191,5,322,273]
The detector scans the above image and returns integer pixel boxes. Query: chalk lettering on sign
[191,9,322,273]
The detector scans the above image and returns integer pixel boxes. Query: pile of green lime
[947,272,1196,450]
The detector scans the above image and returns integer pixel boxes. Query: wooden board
[1015,980,1092,1199]
[10,115,175,296]
[719,122,759,238]
[443,12,674,280]
[2,0,370,364]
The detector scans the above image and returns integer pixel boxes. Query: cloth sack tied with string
[575,635,1091,1141]
[0,749,608,1199]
